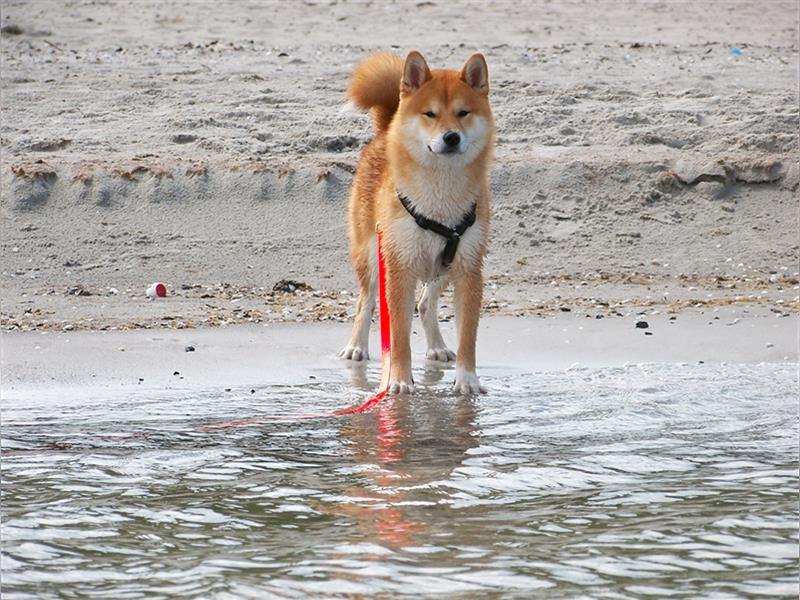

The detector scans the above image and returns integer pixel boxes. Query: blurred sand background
[1,0,798,333]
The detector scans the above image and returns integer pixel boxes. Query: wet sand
[3,309,795,401]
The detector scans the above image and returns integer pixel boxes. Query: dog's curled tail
[346,53,404,133]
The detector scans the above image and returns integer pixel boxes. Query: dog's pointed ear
[401,50,431,94]
[461,53,489,95]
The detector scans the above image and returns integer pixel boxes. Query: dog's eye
[457,110,470,118]
[423,111,436,118]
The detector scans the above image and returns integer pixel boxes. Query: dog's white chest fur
[386,163,487,281]
[388,206,486,282]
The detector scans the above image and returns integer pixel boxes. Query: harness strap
[397,193,477,267]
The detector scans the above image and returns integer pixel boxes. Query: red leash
[333,228,391,415]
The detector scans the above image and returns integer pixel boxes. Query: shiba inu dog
[339,50,495,395]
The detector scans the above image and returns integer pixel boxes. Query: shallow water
[2,362,798,599]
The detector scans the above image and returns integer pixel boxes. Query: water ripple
[2,363,797,598]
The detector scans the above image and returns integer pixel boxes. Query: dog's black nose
[443,131,461,147]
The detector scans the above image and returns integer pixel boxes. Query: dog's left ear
[461,53,489,95]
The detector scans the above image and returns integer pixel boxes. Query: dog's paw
[388,380,415,395]
[426,347,456,362]
[454,368,486,395]
[339,345,369,362]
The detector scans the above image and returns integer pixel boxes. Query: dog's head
[395,51,494,167]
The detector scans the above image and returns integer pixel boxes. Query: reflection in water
[345,358,452,391]
[334,390,478,549]
[1,363,797,598]
[344,360,371,392]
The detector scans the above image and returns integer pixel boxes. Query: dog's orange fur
[340,50,495,395]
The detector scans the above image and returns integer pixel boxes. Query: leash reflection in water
[328,391,477,549]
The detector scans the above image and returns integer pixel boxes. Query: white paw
[453,368,486,395]
[339,345,368,361]
[426,347,456,362]
[388,380,415,395]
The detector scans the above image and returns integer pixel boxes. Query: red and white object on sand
[146,282,167,298]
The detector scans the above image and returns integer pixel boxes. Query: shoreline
[3,310,795,401]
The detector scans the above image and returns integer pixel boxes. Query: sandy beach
[1,0,797,338]
[1,3,799,596]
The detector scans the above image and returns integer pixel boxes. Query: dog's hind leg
[340,242,377,361]
[418,275,456,363]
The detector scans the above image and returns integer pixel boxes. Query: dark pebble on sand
[225,388,231,392]
[560,307,571,312]
[173,371,180,376]
[185,345,195,352]
[68,285,92,296]
[171,133,197,144]
[250,389,255,394]
[645,331,653,336]
[1,24,23,35]
[273,279,312,293]
[635,320,649,329]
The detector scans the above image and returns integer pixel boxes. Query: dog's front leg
[386,261,416,394]
[453,268,487,395]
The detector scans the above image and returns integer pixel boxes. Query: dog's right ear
[401,51,431,94]
[461,53,489,95]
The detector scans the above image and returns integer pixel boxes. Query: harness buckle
[396,192,476,268]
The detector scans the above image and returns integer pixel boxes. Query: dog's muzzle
[429,131,462,155]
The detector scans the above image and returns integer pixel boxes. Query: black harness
[397,192,477,268]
